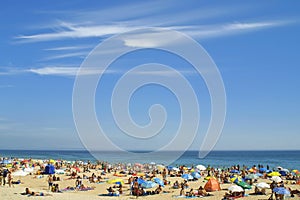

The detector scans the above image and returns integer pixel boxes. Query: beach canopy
[191,172,201,179]
[256,182,270,189]
[141,181,157,189]
[153,177,164,186]
[204,178,221,192]
[44,164,55,174]
[228,185,244,193]
[182,173,193,180]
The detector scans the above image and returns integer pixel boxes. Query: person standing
[48,175,53,190]
[3,168,8,186]
[7,171,13,187]
[0,169,3,186]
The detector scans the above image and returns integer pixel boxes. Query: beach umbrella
[271,176,282,183]
[55,169,65,174]
[153,177,164,186]
[107,178,124,185]
[279,170,287,176]
[196,165,206,171]
[245,174,259,180]
[137,178,146,184]
[230,169,240,174]
[205,176,212,180]
[236,181,252,189]
[228,185,244,193]
[182,173,193,180]
[256,173,263,177]
[248,168,256,173]
[191,172,201,179]
[156,164,165,171]
[24,167,34,173]
[172,167,180,171]
[259,168,267,172]
[273,187,290,195]
[281,168,289,173]
[256,182,270,189]
[12,170,28,177]
[268,172,281,177]
[292,169,299,174]
[230,176,242,183]
[141,181,157,189]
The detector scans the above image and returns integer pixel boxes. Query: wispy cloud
[44,45,94,51]
[41,51,89,61]
[16,22,135,43]
[15,19,289,45]
[27,66,111,76]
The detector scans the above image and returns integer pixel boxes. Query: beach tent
[204,178,221,192]
[44,164,55,174]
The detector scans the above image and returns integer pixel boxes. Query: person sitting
[179,185,185,196]
[186,188,195,197]
[154,185,162,194]
[107,186,115,196]
[173,180,179,189]
[198,186,208,196]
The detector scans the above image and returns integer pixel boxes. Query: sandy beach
[1,159,299,200]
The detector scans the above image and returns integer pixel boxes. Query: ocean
[0,150,299,170]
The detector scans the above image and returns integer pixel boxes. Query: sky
[0,0,300,151]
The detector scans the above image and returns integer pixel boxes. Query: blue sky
[0,0,300,151]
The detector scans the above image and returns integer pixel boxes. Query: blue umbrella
[230,169,240,174]
[141,181,157,189]
[273,187,290,195]
[191,172,201,179]
[256,173,263,177]
[137,178,146,185]
[259,168,267,172]
[279,171,287,176]
[181,174,193,180]
[153,177,164,186]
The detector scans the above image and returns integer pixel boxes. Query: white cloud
[44,45,94,51]
[27,66,112,76]
[16,22,135,42]
[41,51,89,61]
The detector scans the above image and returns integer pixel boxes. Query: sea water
[0,150,299,170]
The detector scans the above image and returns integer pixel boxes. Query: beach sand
[1,166,299,200]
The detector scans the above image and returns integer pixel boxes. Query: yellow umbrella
[205,176,212,180]
[107,178,124,185]
[137,172,145,177]
[49,159,55,164]
[267,172,281,177]
[230,176,242,183]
